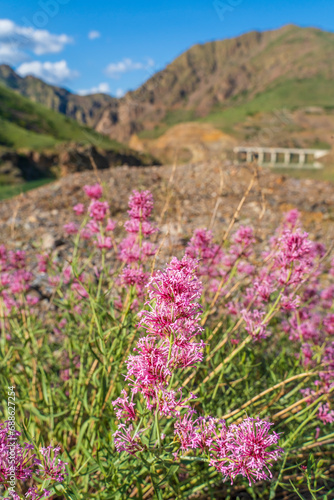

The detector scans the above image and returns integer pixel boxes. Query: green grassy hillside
[0,84,124,151]
[201,77,334,132]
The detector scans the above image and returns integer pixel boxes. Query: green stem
[155,401,161,450]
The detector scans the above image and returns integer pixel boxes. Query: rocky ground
[0,161,334,259]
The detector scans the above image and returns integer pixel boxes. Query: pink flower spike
[89,200,109,221]
[113,423,144,455]
[210,417,283,486]
[128,190,154,221]
[83,183,103,199]
[73,203,85,215]
[63,222,79,235]
[38,445,68,482]
[318,403,334,424]
[112,389,136,421]
[96,235,113,249]
[106,218,117,232]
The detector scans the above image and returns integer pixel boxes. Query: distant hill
[0,83,120,150]
[0,84,156,184]
[1,25,334,154]
[0,64,116,128]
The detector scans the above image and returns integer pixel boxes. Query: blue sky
[0,0,333,96]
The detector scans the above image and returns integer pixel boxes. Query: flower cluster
[64,183,117,250]
[113,254,283,486]
[185,226,256,297]
[60,186,159,313]
[118,190,157,264]
[123,255,204,413]
[174,415,283,485]
[116,190,157,306]
[0,421,67,499]
[226,212,319,341]
[0,247,38,318]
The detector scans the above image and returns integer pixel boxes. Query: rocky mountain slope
[0,85,156,183]
[105,24,334,143]
[0,64,116,128]
[2,25,334,146]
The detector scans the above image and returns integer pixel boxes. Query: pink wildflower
[174,413,216,453]
[83,183,103,200]
[210,417,283,486]
[122,256,204,412]
[119,235,140,263]
[158,389,196,417]
[112,390,136,422]
[284,209,301,229]
[277,229,312,266]
[113,424,144,455]
[241,309,267,339]
[106,218,117,232]
[36,254,49,273]
[186,228,223,278]
[71,281,89,299]
[124,219,157,235]
[80,227,92,240]
[37,445,68,482]
[63,222,78,235]
[120,266,148,288]
[25,486,51,499]
[128,190,153,221]
[85,220,100,234]
[73,203,85,215]
[89,200,109,221]
[324,314,334,335]
[318,403,334,425]
[26,295,39,306]
[95,235,113,249]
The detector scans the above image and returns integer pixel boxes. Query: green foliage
[0,178,55,200]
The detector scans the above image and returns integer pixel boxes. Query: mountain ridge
[1,24,334,149]
[0,83,156,183]
[0,64,116,128]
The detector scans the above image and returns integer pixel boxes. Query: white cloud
[78,82,110,96]
[115,88,125,98]
[0,18,72,64]
[105,57,155,79]
[88,30,101,40]
[0,44,24,65]
[17,60,79,85]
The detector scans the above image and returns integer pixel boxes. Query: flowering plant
[0,422,67,499]
[0,183,333,499]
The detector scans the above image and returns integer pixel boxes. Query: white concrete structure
[233,146,329,169]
